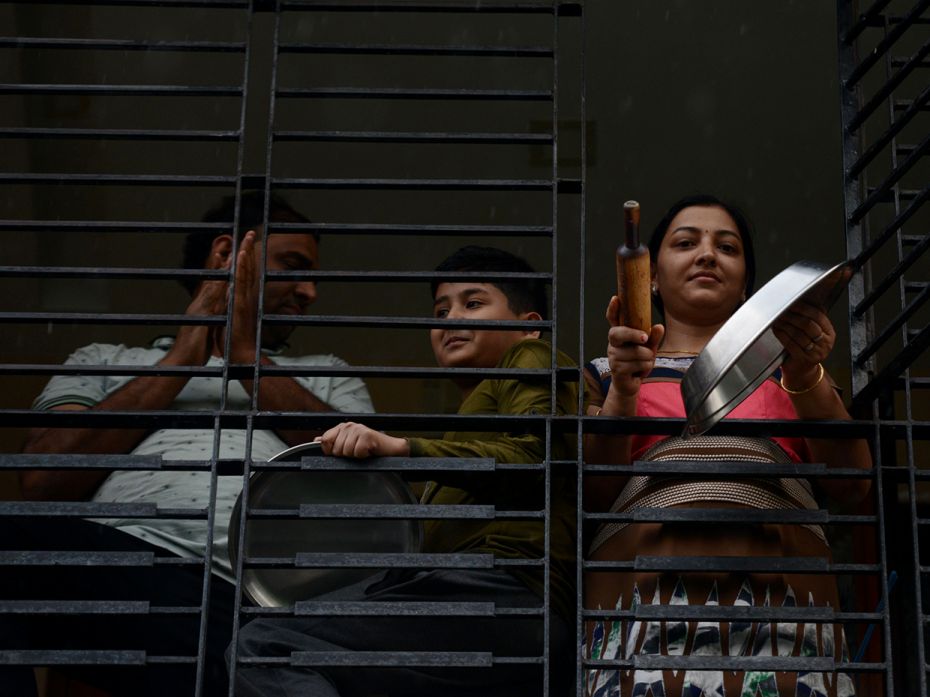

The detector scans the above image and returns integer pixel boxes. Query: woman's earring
[651,283,658,296]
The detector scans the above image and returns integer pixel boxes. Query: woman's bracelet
[780,362,825,395]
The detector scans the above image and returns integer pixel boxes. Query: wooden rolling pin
[616,200,652,333]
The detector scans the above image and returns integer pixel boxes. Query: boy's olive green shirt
[406,338,581,620]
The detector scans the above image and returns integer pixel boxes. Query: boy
[235,246,580,697]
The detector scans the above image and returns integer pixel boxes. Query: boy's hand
[316,422,410,459]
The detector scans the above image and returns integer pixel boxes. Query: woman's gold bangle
[780,362,825,395]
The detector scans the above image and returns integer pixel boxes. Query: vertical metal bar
[882,9,927,695]
[223,4,264,696]
[904,420,925,696]
[256,5,283,401]
[837,0,871,398]
[194,4,255,693]
[872,419,895,696]
[547,3,561,695]
[575,4,587,695]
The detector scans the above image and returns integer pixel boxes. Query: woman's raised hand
[772,301,835,386]
[772,301,835,364]
[605,295,665,398]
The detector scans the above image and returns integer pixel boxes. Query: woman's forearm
[784,365,873,503]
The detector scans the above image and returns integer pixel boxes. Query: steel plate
[228,442,423,607]
[681,260,854,438]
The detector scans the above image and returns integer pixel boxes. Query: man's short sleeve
[32,343,123,410]
[274,354,374,414]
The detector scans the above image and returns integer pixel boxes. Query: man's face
[430,282,540,369]
[259,232,319,347]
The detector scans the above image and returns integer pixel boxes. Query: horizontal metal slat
[14,0,247,6]
[262,315,551,330]
[279,0,574,13]
[260,365,576,381]
[0,551,155,567]
[1,409,887,439]
[853,323,930,407]
[856,226,930,317]
[0,454,164,470]
[0,266,228,281]
[276,87,552,100]
[851,183,929,273]
[293,552,494,569]
[0,128,239,141]
[278,42,552,57]
[0,502,159,518]
[0,312,227,325]
[844,0,930,88]
[842,0,893,44]
[0,364,226,378]
[856,284,930,365]
[0,173,237,186]
[892,57,930,68]
[293,601,496,617]
[894,98,930,112]
[290,650,493,668]
[847,37,930,133]
[0,408,562,433]
[0,600,150,615]
[585,605,836,622]
[0,83,242,96]
[635,459,826,476]
[0,650,147,666]
[0,220,228,233]
[291,504,498,519]
[847,83,930,178]
[271,177,552,190]
[268,269,551,282]
[586,556,853,573]
[586,655,836,672]
[257,456,496,472]
[850,133,930,223]
[584,463,870,480]
[637,555,830,573]
[269,222,553,237]
[0,364,576,383]
[586,508,829,525]
[0,37,245,52]
[586,414,877,439]
[273,130,552,143]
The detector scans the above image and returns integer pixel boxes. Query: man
[2,192,373,697]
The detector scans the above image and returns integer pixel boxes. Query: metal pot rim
[681,259,854,438]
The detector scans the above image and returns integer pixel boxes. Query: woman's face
[653,205,747,325]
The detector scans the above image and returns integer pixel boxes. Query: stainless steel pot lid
[228,442,423,607]
[681,260,854,439]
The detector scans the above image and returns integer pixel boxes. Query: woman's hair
[647,194,756,316]
[179,191,312,295]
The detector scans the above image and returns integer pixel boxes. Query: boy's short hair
[179,190,312,294]
[431,245,548,320]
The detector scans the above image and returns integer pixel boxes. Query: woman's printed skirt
[585,577,856,697]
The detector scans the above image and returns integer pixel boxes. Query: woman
[583,195,872,697]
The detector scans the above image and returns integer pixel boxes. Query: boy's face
[430,282,541,369]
